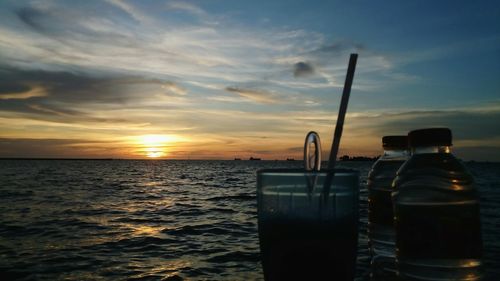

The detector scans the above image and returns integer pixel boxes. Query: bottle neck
[411,145,451,155]
[382,148,409,159]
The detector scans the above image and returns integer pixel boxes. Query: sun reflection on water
[129,225,164,236]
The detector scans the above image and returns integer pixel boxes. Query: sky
[0,0,499,160]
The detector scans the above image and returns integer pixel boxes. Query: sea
[0,160,498,280]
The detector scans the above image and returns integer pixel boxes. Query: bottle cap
[408,128,452,147]
[382,136,408,149]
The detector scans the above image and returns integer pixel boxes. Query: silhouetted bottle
[368,135,408,280]
[393,128,482,280]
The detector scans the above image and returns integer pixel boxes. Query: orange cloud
[0,86,47,100]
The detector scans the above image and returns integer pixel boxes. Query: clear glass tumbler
[257,168,359,281]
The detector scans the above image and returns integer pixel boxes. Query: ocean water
[0,160,498,280]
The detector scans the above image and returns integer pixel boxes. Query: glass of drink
[257,168,359,281]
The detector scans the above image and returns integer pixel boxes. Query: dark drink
[369,160,406,229]
[259,218,357,281]
[396,201,482,259]
[368,160,406,254]
[368,136,407,280]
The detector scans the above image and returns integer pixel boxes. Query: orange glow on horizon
[130,134,186,159]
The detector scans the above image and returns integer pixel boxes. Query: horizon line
[0,157,496,163]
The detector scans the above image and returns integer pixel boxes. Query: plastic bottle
[367,135,408,279]
[393,128,482,280]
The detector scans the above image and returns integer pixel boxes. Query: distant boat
[234,158,241,160]
[249,157,261,161]
[286,158,295,161]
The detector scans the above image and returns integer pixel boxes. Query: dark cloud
[0,66,183,123]
[0,138,120,158]
[357,110,500,141]
[0,66,127,103]
[16,7,46,33]
[15,6,87,40]
[0,82,31,95]
[15,5,135,47]
[293,62,315,77]
[344,108,500,160]
[0,66,184,103]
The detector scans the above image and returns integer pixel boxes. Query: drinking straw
[322,53,358,198]
[328,53,358,169]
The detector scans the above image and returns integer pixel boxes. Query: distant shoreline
[0,158,497,163]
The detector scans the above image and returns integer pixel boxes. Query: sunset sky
[0,0,499,160]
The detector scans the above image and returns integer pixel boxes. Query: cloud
[0,85,48,100]
[225,87,280,104]
[206,95,246,103]
[1,1,498,160]
[104,0,150,24]
[3,2,382,94]
[293,62,315,77]
[310,41,365,56]
[8,1,477,99]
[162,82,187,96]
[0,66,189,127]
[334,105,500,160]
[4,1,417,109]
[270,39,405,92]
[351,108,500,141]
[276,40,367,67]
[166,1,206,16]
[0,138,123,158]
[0,66,187,104]
[16,6,119,40]
[27,104,81,117]
[394,35,500,66]
[0,67,126,105]
[16,7,45,33]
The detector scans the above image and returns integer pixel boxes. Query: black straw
[327,53,358,169]
[322,54,358,202]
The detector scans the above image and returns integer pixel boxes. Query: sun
[127,134,186,159]
[133,134,182,158]
[145,147,164,158]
